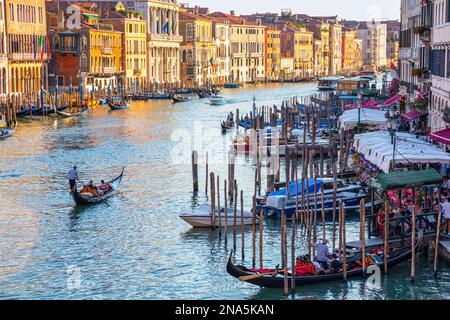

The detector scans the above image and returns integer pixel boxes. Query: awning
[343,100,380,111]
[430,128,450,145]
[354,131,450,172]
[339,108,388,130]
[384,94,403,107]
[370,169,443,191]
[363,99,380,109]
[402,110,426,122]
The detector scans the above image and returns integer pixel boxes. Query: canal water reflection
[0,83,449,299]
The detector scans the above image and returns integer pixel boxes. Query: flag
[171,20,175,33]
[46,36,51,60]
[40,36,45,61]
[163,21,168,33]
[418,87,424,102]
[390,62,399,79]
[33,36,37,60]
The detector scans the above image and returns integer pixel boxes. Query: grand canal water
[0,82,449,300]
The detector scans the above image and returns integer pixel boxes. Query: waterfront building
[399,0,421,106]
[178,7,215,87]
[428,0,450,132]
[208,11,266,84]
[386,20,400,68]
[313,39,323,77]
[265,25,281,81]
[100,2,147,92]
[0,0,7,95]
[357,20,387,70]
[341,28,363,75]
[211,18,231,85]
[280,25,314,80]
[135,0,182,88]
[6,0,48,95]
[329,23,342,75]
[46,2,123,91]
[279,56,294,80]
[306,23,330,76]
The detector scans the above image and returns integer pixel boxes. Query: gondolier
[67,166,79,193]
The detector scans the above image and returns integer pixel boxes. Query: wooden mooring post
[205,152,209,193]
[217,177,221,237]
[241,190,245,260]
[224,180,228,244]
[411,205,416,283]
[192,151,198,192]
[210,172,215,229]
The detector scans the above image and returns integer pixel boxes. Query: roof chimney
[230,10,235,16]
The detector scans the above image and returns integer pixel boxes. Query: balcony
[399,47,419,60]
[133,69,141,76]
[102,48,113,55]
[103,67,115,74]
[148,33,183,42]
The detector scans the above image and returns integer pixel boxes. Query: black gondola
[72,168,124,206]
[108,101,130,110]
[16,107,41,118]
[198,91,211,99]
[172,95,189,103]
[0,126,16,139]
[56,108,89,118]
[221,121,233,131]
[226,238,421,288]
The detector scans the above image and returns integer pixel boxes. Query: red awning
[343,103,358,110]
[362,99,380,109]
[401,110,426,121]
[384,94,403,107]
[430,128,450,145]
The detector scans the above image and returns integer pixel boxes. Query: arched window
[53,35,60,50]
[182,50,186,63]
[80,35,87,51]
[187,49,192,64]
[80,53,87,72]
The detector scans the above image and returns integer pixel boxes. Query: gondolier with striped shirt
[67,166,79,193]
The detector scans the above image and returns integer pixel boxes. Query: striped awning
[384,94,403,107]
[401,110,426,121]
[430,128,450,145]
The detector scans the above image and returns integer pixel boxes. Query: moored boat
[33,105,68,116]
[56,108,89,118]
[108,101,130,110]
[179,204,259,228]
[224,83,241,89]
[209,95,226,105]
[72,168,124,206]
[15,107,41,118]
[226,236,421,288]
[172,95,189,103]
[0,126,16,139]
[317,76,342,91]
[147,92,172,100]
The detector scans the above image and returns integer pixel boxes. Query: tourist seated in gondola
[295,254,316,276]
[98,180,111,195]
[81,180,99,196]
[329,254,341,273]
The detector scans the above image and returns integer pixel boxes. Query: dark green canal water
[0,83,449,299]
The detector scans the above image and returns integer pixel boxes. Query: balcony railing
[102,48,113,55]
[148,34,183,42]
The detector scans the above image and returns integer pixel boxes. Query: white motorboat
[209,95,226,106]
[180,204,259,228]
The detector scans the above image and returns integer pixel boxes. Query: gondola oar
[239,266,281,282]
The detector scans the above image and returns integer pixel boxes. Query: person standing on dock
[67,166,79,193]
[442,197,450,235]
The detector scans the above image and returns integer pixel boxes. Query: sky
[185,0,401,21]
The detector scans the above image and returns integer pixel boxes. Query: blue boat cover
[269,179,323,197]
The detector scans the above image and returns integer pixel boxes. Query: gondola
[56,108,89,118]
[0,126,16,139]
[33,105,68,116]
[147,93,172,100]
[15,107,41,118]
[172,95,189,103]
[221,121,233,131]
[226,236,422,288]
[198,91,211,99]
[108,101,130,110]
[72,168,124,206]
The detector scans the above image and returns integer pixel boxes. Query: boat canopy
[370,169,443,191]
[269,179,323,198]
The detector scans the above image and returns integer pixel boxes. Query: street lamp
[357,92,362,134]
